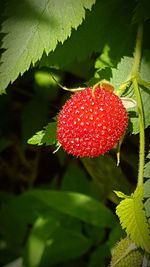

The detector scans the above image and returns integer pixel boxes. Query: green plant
[0,0,150,267]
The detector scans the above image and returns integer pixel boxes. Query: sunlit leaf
[116,186,150,253]
[40,0,134,70]
[27,122,57,146]
[109,53,150,134]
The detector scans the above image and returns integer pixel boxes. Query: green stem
[131,24,145,186]
[132,78,145,186]
[116,80,132,96]
[131,24,143,75]
[138,75,150,90]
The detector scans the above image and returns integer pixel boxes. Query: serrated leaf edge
[116,186,150,253]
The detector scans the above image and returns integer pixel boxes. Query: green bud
[109,237,144,267]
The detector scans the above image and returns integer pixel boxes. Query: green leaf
[27,190,116,229]
[140,50,150,85]
[40,226,92,266]
[144,198,150,218]
[0,194,49,246]
[144,179,150,198]
[116,186,150,253]
[23,215,59,267]
[109,53,150,134]
[144,152,150,222]
[27,130,45,146]
[0,0,95,94]
[84,224,105,245]
[88,243,110,267]
[110,57,133,90]
[144,153,150,178]
[61,161,92,196]
[95,44,113,70]
[129,85,150,134]
[40,0,134,70]
[61,161,102,201]
[114,191,129,199]
[108,223,125,249]
[27,122,57,146]
[111,49,150,89]
[144,161,150,178]
[81,156,131,200]
[24,214,90,267]
[0,193,83,248]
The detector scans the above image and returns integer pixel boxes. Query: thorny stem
[131,24,145,186]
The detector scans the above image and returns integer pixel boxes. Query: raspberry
[57,87,128,157]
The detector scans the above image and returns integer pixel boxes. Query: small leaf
[27,130,45,146]
[27,122,57,146]
[42,123,57,145]
[116,186,150,253]
[114,191,129,199]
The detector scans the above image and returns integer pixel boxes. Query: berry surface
[57,87,128,157]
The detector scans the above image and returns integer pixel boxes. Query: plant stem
[132,78,145,186]
[131,24,145,186]
[131,24,143,75]
[116,80,132,96]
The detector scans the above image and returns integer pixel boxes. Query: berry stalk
[131,23,145,186]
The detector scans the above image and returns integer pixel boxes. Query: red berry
[57,87,128,157]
